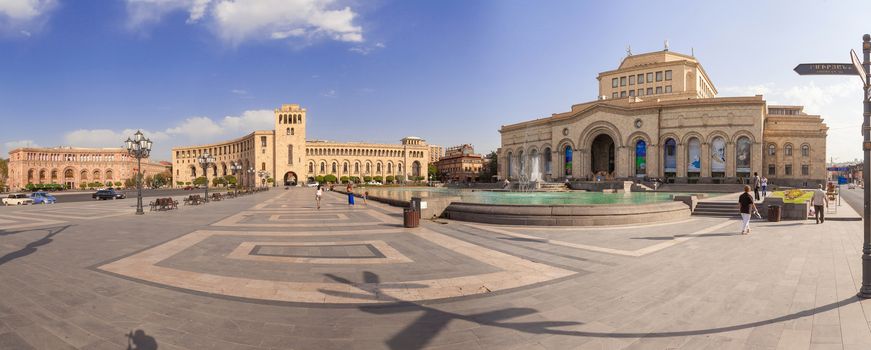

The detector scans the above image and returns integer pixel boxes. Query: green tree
[105,181,113,187]
[193,176,208,186]
[340,176,349,184]
[386,175,395,183]
[224,175,237,186]
[477,151,498,182]
[395,175,405,183]
[176,181,184,186]
[267,177,274,184]
[324,174,337,183]
[315,175,325,183]
[114,181,122,187]
[363,176,372,182]
[25,183,35,191]
[428,164,438,179]
[185,181,191,185]
[373,176,383,183]
[0,158,7,191]
[153,173,168,188]
[350,176,361,183]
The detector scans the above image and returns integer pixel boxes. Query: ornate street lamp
[258,170,269,188]
[197,151,215,202]
[125,130,152,215]
[230,161,242,194]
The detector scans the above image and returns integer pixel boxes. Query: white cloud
[0,0,56,35]
[125,0,363,45]
[56,109,275,161]
[349,41,385,55]
[3,139,40,154]
[321,89,337,97]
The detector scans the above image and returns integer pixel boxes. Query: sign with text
[851,49,868,86]
[794,63,858,75]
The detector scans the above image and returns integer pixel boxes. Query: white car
[306,182,319,188]
[366,181,383,186]
[3,194,34,206]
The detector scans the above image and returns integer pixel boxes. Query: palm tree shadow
[322,271,864,349]
[0,225,71,266]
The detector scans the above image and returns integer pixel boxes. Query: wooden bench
[150,197,179,211]
[211,193,224,202]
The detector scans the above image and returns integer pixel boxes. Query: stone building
[6,147,168,190]
[172,104,434,187]
[435,144,484,182]
[429,145,444,163]
[498,49,828,187]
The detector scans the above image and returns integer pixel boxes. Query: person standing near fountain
[346,183,355,206]
[752,172,761,201]
[315,185,323,210]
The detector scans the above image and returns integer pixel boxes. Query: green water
[360,187,716,205]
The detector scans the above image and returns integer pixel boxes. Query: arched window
[663,138,677,174]
[687,138,701,173]
[564,146,573,176]
[288,145,293,164]
[785,144,793,156]
[529,149,539,179]
[343,162,349,173]
[376,163,382,174]
[291,128,295,135]
[366,163,371,174]
[308,162,314,173]
[507,152,513,178]
[801,144,810,157]
[332,162,337,174]
[355,162,360,174]
[736,136,752,175]
[711,137,726,174]
[261,162,266,171]
[635,140,646,176]
[106,170,113,180]
[320,162,326,174]
[768,144,776,156]
[517,150,525,175]
[412,161,422,177]
[543,147,552,174]
[387,163,393,174]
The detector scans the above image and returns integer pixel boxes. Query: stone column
[676,143,686,178]
[616,146,628,178]
[576,148,587,180]
[701,142,711,178]
[648,143,658,178]
[726,142,736,178]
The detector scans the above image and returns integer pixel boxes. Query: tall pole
[136,156,143,215]
[204,163,210,202]
[860,34,871,298]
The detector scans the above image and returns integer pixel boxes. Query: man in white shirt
[811,184,829,224]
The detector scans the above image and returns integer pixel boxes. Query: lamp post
[861,34,871,298]
[258,170,269,188]
[197,151,215,202]
[124,130,152,215]
[230,161,242,195]
[247,167,255,189]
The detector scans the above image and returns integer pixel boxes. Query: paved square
[1,188,870,349]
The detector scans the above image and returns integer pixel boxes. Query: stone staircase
[658,184,746,193]
[537,182,569,192]
[692,201,739,217]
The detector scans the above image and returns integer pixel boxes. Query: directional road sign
[794,63,858,75]
[851,49,868,86]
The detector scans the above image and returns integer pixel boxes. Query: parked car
[848,183,857,189]
[183,186,193,190]
[29,191,57,204]
[366,181,383,186]
[3,194,34,206]
[92,189,126,200]
[306,182,319,188]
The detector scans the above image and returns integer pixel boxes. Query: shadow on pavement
[320,271,582,350]
[126,329,158,350]
[0,225,71,266]
[322,271,862,349]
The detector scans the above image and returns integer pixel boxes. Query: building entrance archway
[283,172,298,186]
[590,134,615,175]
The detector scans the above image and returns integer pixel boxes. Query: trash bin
[768,205,781,222]
[403,208,420,228]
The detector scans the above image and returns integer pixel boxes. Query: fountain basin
[442,201,690,226]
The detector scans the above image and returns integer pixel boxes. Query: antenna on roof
[664,40,669,51]
[691,47,694,56]
[626,44,632,56]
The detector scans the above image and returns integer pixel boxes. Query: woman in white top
[315,185,323,210]
[760,177,768,197]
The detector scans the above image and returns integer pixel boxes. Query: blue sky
[1,0,870,163]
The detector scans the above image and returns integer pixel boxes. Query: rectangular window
[629,75,635,85]
[620,77,626,86]
[260,136,267,147]
[637,89,643,96]
[646,72,653,82]
[656,86,663,94]
[612,78,618,88]
[665,85,672,93]
[768,164,776,175]
[646,87,653,95]
[665,70,672,80]
[785,164,793,176]
[612,92,618,99]
[802,165,809,176]
[620,91,626,97]
[637,74,644,84]
[656,71,663,81]
[628,90,635,97]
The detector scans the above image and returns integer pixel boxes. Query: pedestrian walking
[739,185,757,235]
[752,172,761,201]
[346,183,355,206]
[363,191,368,205]
[811,184,828,224]
[760,176,768,197]
[315,185,323,210]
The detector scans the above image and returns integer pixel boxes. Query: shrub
[350,176,361,183]
[114,181,122,187]
[185,182,191,185]
[315,175,325,183]
[374,176,383,183]
[386,175,395,183]
[395,175,405,183]
[193,176,208,186]
[176,181,184,186]
[267,177,274,183]
[363,176,372,182]
[25,183,35,191]
[224,175,237,185]
[324,174,337,183]
[105,181,113,187]
[340,176,350,184]
[80,183,87,189]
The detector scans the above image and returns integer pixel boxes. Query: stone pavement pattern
[0,188,870,349]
